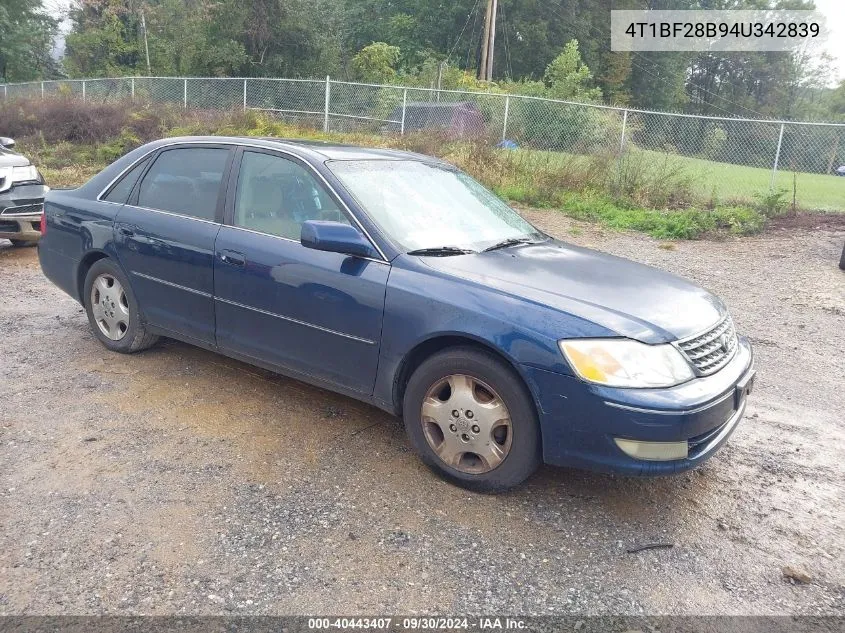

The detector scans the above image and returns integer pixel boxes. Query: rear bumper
[524,337,755,475]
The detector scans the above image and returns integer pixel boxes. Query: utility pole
[141,9,152,76]
[477,0,498,82]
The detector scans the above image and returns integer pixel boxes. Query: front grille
[677,314,738,376]
[1,203,42,216]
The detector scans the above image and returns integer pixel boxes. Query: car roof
[153,136,448,165]
[71,135,453,203]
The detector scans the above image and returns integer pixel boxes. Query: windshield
[327,159,544,253]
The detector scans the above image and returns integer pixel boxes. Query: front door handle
[117,225,136,237]
[219,250,246,267]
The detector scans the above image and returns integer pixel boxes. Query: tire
[402,346,541,493]
[839,241,845,271]
[83,258,159,353]
[9,239,36,247]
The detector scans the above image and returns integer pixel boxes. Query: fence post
[323,75,331,133]
[183,78,188,109]
[400,89,407,135]
[3,85,6,100]
[501,95,510,142]
[619,108,629,155]
[243,79,247,112]
[41,81,44,99]
[771,122,785,190]
[131,77,135,102]
[82,80,86,102]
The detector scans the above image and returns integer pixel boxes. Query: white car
[0,137,47,246]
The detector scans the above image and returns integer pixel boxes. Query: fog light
[614,438,688,461]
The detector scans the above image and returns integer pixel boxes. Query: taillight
[40,205,46,234]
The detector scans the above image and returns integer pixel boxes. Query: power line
[629,59,745,119]
[446,0,482,65]
[631,51,767,119]
[465,2,483,70]
[499,0,513,80]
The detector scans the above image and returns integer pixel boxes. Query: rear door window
[136,148,230,221]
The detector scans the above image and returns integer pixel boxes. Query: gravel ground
[0,216,843,616]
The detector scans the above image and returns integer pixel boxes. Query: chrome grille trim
[676,314,738,376]
[1,203,43,216]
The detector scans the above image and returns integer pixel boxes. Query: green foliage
[754,188,790,217]
[63,0,141,77]
[45,0,840,124]
[97,128,141,162]
[0,0,57,82]
[542,41,602,102]
[351,43,401,84]
[555,194,765,239]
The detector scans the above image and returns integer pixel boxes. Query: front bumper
[0,183,46,242]
[524,336,755,475]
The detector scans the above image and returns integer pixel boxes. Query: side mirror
[0,137,15,149]
[300,220,376,259]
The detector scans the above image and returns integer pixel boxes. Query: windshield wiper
[406,246,476,256]
[482,237,535,252]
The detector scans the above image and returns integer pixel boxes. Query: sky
[44,0,844,83]
[812,0,845,82]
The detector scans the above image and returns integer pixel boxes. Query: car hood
[0,149,30,168]
[419,239,726,343]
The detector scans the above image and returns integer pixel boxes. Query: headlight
[11,165,40,183]
[559,338,694,388]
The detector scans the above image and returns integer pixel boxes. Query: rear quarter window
[102,156,151,204]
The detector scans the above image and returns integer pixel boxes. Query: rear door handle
[219,250,246,267]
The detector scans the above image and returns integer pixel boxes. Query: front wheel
[403,347,541,493]
[83,259,158,353]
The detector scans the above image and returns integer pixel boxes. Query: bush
[754,188,790,217]
[556,193,765,239]
[0,97,180,144]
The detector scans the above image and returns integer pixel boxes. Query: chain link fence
[2,76,844,210]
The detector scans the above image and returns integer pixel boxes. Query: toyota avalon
[38,137,755,491]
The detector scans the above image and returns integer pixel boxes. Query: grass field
[671,152,844,212]
[513,147,843,212]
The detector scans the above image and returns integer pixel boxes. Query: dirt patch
[767,212,845,232]
[0,227,843,615]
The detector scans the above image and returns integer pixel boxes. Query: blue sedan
[38,137,755,491]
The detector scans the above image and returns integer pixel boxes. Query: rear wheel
[83,259,158,353]
[403,347,541,492]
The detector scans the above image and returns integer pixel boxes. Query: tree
[0,0,57,82]
[63,0,140,77]
[54,0,838,122]
[543,40,602,101]
[351,42,401,83]
[829,81,845,120]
